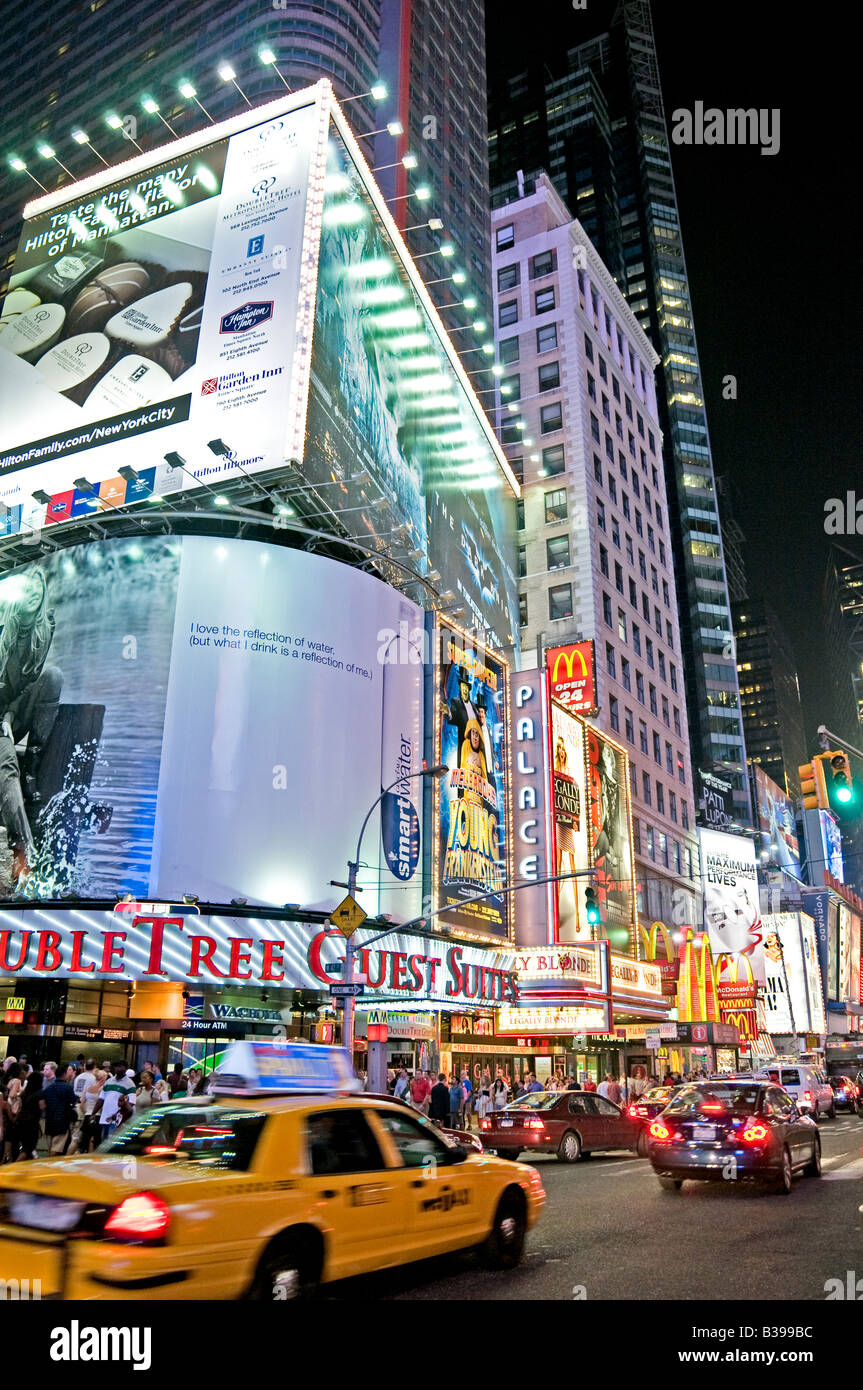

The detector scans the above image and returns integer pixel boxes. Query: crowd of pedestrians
[0,1053,209,1161]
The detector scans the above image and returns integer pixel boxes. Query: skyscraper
[732,598,807,799]
[823,545,863,742]
[0,1,491,345]
[488,0,750,823]
[492,175,700,932]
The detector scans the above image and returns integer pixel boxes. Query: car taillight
[649,1121,670,1140]
[526,1118,545,1131]
[804,1091,812,1102]
[627,1105,638,1118]
[480,1119,491,1130]
[701,1104,725,1113]
[740,1123,769,1144]
[104,1192,170,1243]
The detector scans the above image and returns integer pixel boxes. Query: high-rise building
[492,175,700,931]
[715,474,748,605]
[488,0,751,823]
[0,1,491,347]
[732,599,807,799]
[823,545,863,740]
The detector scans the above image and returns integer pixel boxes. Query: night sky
[486,0,860,750]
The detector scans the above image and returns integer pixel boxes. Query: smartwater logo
[50,1322,152,1372]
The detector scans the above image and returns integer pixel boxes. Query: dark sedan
[647,1081,821,1195]
[627,1085,685,1149]
[482,1090,641,1162]
[828,1075,860,1114]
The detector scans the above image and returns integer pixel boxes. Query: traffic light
[799,758,828,810]
[584,886,601,927]
[825,750,856,811]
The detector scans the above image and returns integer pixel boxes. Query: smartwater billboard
[0,536,423,916]
[0,89,327,530]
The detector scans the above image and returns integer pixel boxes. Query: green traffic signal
[584,887,601,926]
[826,751,856,812]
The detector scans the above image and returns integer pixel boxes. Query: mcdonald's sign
[676,929,722,1023]
[546,640,596,715]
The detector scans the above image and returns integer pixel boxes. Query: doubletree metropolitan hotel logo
[219,301,274,334]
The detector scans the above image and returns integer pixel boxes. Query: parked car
[482,1090,641,1162]
[757,1064,835,1119]
[648,1080,821,1195]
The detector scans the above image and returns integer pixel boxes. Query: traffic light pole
[817,725,863,761]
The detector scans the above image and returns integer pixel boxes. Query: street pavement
[323,1115,863,1301]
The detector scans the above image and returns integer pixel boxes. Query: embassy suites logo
[50,1322,151,1371]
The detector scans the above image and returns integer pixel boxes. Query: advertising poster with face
[752,764,801,875]
[699,827,765,984]
[549,699,590,943]
[586,726,635,935]
[436,621,509,940]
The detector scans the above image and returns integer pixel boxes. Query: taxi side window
[306,1111,384,1176]
[372,1109,451,1169]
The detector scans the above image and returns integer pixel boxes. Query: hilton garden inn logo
[671,102,780,156]
[50,1322,151,1371]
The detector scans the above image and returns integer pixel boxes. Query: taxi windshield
[505,1092,560,1111]
[663,1084,760,1117]
[98,1104,266,1171]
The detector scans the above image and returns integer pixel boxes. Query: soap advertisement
[0,94,320,532]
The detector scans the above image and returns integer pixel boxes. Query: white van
[757,1063,835,1118]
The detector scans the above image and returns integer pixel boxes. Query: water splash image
[20,739,100,898]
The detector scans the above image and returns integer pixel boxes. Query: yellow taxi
[0,1042,544,1299]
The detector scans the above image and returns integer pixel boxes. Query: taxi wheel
[772,1147,793,1196]
[249,1231,322,1300]
[481,1189,527,1270]
[557,1130,582,1163]
[827,1101,836,1120]
[804,1137,822,1178]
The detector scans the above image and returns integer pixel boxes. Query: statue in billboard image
[592,741,625,886]
[0,569,62,886]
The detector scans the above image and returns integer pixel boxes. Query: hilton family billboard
[0,81,519,650]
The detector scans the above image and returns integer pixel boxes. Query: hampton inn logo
[50,1322,151,1371]
[219,301,274,334]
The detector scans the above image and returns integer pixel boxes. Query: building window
[682,804,690,831]
[598,356,608,382]
[519,592,528,626]
[497,262,520,291]
[614,560,624,594]
[537,322,558,353]
[608,477,618,504]
[653,731,661,764]
[662,696,670,727]
[633,816,641,852]
[584,333,594,362]
[498,300,519,327]
[606,642,616,678]
[496,223,515,251]
[669,791,677,823]
[603,592,613,627]
[642,772,652,807]
[517,545,527,579]
[612,518,621,548]
[501,374,520,402]
[599,544,609,577]
[591,414,601,443]
[678,757,686,785]
[547,534,570,569]
[628,577,638,607]
[670,664,678,693]
[545,489,567,523]
[617,609,627,641]
[649,684,658,716]
[639,719,648,755]
[673,840,682,874]
[516,499,525,530]
[662,579,670,608]
[594,456,603,485]
[636,671,645,704]
[530,249,556,278]
[625,708,634,743]
[659,830,669,867]
[542,443,565,476]
[499,335,520,365]
[656,783,665,815]
[646,825,655,860]
[538,361,561,392]
[673,707,681,736]
[535,287,556,314]
[597,500,606,531]
[587,372,597,402]
[548,583,572,621]
[609,695,620,733]
[540,401,563,433]
[658,651,666,681]
[646,638,654,670]
[621,656,631,692]
[633,624,642,657]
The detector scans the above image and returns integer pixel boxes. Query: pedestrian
[393,1067,410,1101]
[135,1070,158,1110]
[583,1074,597,1093]
[409,1069,431,1114]
[386,1068,395,1094]
[429,1073,450,1124]
[79,1069,107,1152]
[73,1058,96,1106]
[16,1068,44,1161]
[448,1074,465,1129]
[565,1074,578,1090]
[40,1067,75,1156]
[525,1072,543,1094]
[459,1069,474,1127]
[491,1075,509,1112]
[597,1072,614,1101]
[2,1063,26,1162]
[97,1062,136,1143]
[166,1063,185,1096]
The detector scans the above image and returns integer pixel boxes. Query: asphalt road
[323,1113,863,1301]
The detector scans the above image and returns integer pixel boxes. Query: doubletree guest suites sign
[0,910,516,1009]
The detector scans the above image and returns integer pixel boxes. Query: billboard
[697,769,734,831]
[549,698,590,943]
[435,620,510,941]
[302,122,519,650]
[699,827,765,985]
[761,920,795,1034]
[752,764,800,875]
[546,640,596,716]
[0,91,324,526]
[0,535,423,914]
[585,725,636,940]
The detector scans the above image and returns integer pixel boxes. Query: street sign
[331,894,367,938]
[330,983,365,997]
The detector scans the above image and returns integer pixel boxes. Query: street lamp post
[341,764,446,1058]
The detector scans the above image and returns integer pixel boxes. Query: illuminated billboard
[699,826,765,985]
[585,725,636,942]
[548,698,590,943]
[434,619,510,942]
[546,640,596,716]
[0,535,423,914]
[0,92,324,525]
[752,764,800,875]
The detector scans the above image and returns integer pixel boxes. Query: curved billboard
[0,535,422,914]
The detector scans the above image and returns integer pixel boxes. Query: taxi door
[366,1107,484,1257]
[299,1108,405,1281]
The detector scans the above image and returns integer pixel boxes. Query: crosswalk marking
[822,1156,863,1181]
